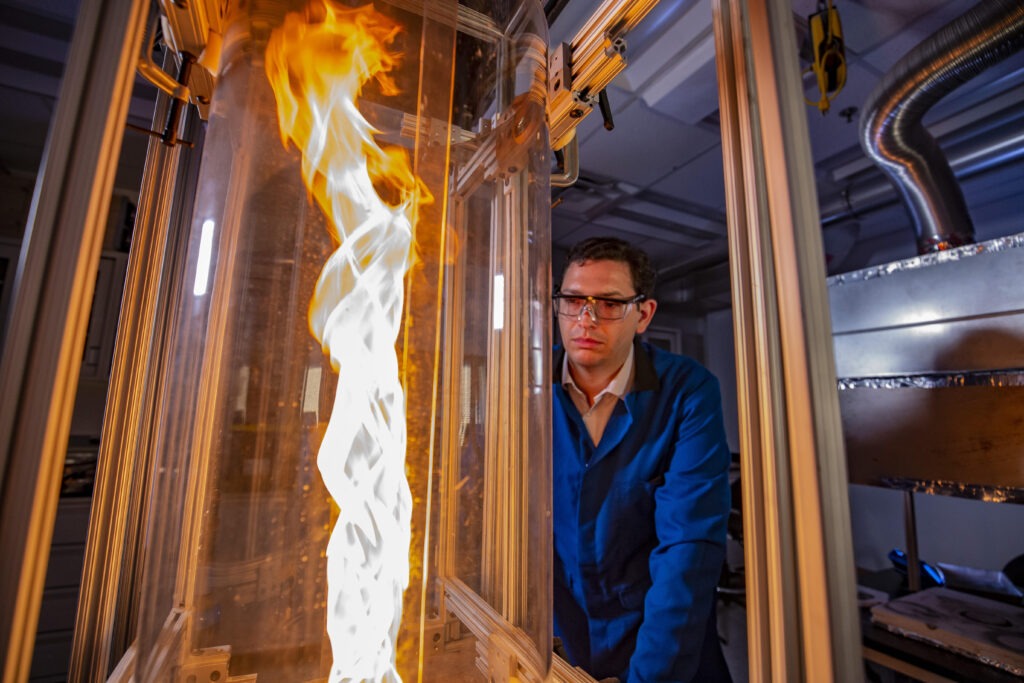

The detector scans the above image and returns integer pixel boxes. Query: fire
[265,3,425,681]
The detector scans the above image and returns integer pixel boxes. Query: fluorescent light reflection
[235,365,250,421]
[493,274,505,330]
[193,219,215,296]
[303,366,322,421]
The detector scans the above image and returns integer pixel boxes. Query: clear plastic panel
[133,4,338,679]
[124,0,550,681]
[439,1,552,680]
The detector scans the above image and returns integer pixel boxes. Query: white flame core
[317,217,412,683]
[266,5,417,681]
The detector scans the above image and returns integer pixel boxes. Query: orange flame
[266,1,426,356]
[266,2,426,681]
[266,3,417,229]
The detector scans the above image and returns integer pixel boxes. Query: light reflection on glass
[193,218,215,296]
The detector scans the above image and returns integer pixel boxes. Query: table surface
[857,570,1024,683]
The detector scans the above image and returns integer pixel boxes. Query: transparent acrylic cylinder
[119,1,551,681]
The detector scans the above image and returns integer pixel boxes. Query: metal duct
[822,105,1024,227]
[859,0,1024,254]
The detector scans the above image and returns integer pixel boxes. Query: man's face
[558,259,657,377]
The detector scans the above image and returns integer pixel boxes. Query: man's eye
[597,301,622,313]
[564,296,585,306]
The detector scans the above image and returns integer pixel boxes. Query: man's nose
[575,302,598,324]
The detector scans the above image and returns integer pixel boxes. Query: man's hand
[553,637,569,661]
[554,638,620,683]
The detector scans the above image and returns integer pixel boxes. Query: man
[551,237,732,683]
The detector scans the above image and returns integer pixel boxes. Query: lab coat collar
[555,338,662,463]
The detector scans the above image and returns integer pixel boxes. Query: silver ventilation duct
[859,0,1024,254]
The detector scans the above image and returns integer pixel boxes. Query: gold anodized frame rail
[713,0,862,680]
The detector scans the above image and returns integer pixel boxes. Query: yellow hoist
[805,0,847,114]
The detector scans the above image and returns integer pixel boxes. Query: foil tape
[828,231,1024,287]
[838,371,1024,390]
[878,477,1024,504]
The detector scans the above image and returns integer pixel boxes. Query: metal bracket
[175,645,258,683]
[454,94,543,199]
[137,11,191,102]
[155,0,223,119]
[551,133,579,187]
[546,0,661,151]
[175,645,231,683]
[484,631,522,683]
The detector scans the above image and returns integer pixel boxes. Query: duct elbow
[859,0,1024,253]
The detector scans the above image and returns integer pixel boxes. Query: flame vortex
[266,3,422,681]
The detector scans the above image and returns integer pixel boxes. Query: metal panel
[830,236,1024,378]
[842,386,1024,491]
[830,237,1024,337]
[830,236,1024,500]
[833,313,1024,378]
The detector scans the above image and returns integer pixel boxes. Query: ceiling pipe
[859,0,1024,254]
[823,108,1024,227]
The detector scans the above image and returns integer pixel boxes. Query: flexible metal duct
[859,0,1024,253]
[823,104,1024,227]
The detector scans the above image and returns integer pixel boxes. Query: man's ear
[635,298,657,334]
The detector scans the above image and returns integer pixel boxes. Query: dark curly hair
[563,237,656,298]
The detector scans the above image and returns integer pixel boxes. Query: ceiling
[548,0,1024,312]
[0,1,160,197]
[0,0,1022,315]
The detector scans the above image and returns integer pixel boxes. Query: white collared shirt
[562,344,635,447]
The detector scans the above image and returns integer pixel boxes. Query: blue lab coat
[552,340,732,682]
